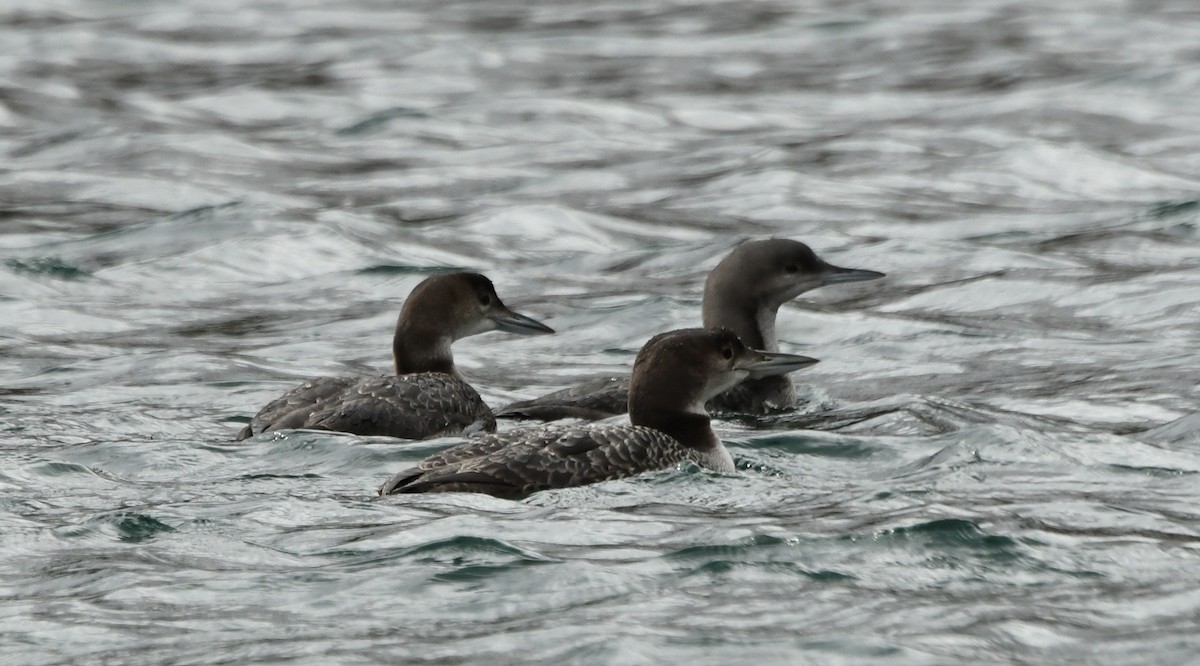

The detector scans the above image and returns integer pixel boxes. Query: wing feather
[495,376,630,421]
[239,373,495,441]
[381,425,692,498]
[495,374,799,423]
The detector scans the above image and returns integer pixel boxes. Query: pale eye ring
[479,294,492,306]
[721,346,734,360]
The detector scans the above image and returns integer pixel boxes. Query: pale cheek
[464,316,497,337]
[710,369,749,396]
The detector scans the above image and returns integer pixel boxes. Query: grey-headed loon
[496,239,882,421]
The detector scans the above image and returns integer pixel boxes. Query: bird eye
[479,294,492,306]
[785,264,799,274]
[721,346,734,360]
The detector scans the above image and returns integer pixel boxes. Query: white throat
[755,307,779,352]
[691,438,735,473]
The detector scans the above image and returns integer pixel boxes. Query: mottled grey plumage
[379,424,694,498]
[236,376,358,440]
[497,374,796,420]
[236,272,551,441]
[496,376,629,421]
[497,239,882,422]
[381,328,819,498]
[239,373,495,440]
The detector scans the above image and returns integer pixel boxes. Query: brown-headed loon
[236,272,553,441]
[380,327,818,498]
[496,239,882,421]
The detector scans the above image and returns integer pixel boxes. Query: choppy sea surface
[3,1,1200,663]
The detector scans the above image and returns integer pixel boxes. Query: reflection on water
[2,0,1200,663]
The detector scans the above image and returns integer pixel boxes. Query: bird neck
[393,320,456,376]
[631,408,720,453]
[703,296,776,351]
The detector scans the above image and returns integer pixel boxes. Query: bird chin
[462,318,499,338]
[704,371,748,402]
[775,279,819,306]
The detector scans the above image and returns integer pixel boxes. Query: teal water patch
[329,534,554,574]
[1104,463,1194,478]
[734,433,884,459]
[667,534,854,581]
[682,558,853,581]
[393,535,559,585]
[427,559,552,584]
[666,533,788,559]
[56,512,176,543]
[1148,199,1198,220]
[166,202,244,223]
[1138,413,1200,446]
[336,107,430,136]
[875,518,1017,551]
[31,461,94,478]
[808,19,871,33]
[0,387,43,397]
[795,638,906,659]
[4,257,91,280]
[110,512,176,543]
[403,535,552,561]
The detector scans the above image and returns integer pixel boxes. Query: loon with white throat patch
[236,272,553,441]
[379,328,818,498]
[496,239,882,421]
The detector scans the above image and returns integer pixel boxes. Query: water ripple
[4,0,1200,663]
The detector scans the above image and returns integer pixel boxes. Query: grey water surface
[3,0,1200,664]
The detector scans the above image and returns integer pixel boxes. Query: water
[3,0,1200,663]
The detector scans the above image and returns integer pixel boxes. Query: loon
[236,272,553,441]
[495,239,883,421]
[380,327,818,498]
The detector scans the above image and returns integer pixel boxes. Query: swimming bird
[380,327,818,498]
[495,239,882,421]
[236,272,553,441]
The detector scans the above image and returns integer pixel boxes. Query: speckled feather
[381,424,697,498]
[495,376,630,420]
[497,375,796,421]
[237,373,495,440]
